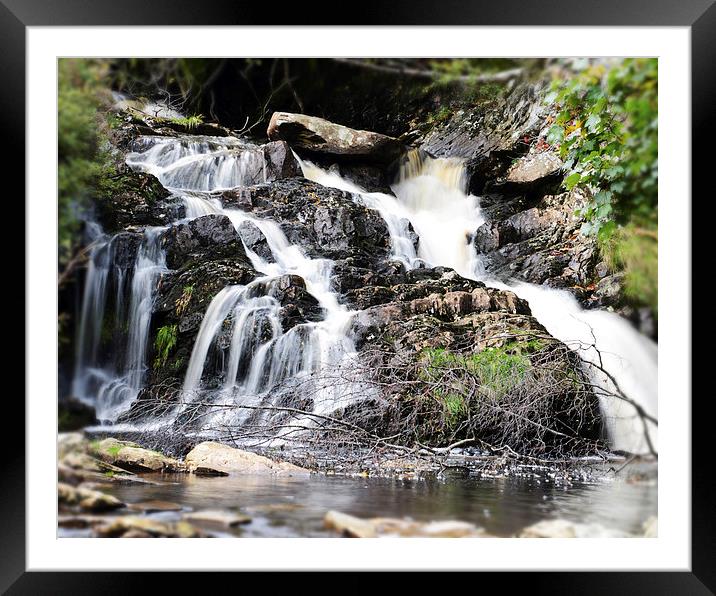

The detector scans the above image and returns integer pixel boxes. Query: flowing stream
[73,134,657,454]
[301,153,658,455]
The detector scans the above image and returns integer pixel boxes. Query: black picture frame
[6,0,710,590]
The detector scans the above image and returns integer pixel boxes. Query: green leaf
[547,124,564,144]
[564,172,581,190]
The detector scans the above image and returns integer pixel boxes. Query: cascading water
[74,133,368,436]
[74,127,657,453]
[73,227,168,422]
[300,152,658,455]
[178,196,364,433]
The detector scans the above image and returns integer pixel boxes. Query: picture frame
[7,0,709,589]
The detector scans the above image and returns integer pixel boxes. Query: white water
[73,227,168,421]
[301,153,658,454]
[74,131,657,453]
[126,135,266,192]
[125,135,365,432]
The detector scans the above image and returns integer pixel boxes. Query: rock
[93,516,205,538]
[475,190,600,295]
[90,438,185,473]
[58,482,125,512]
[162,214,245,269]
[421,82,546,194]
[95,165,173,232]
[268,112,404,164]
[518,519,629,538]
[127,500,183,513]
[233,178,391,266]
[261,140,302,180]
[58,432,87,459]
[324,510,377,538]
[324,511,490,538]
[488,151,563,194]
[184,441,311,476]
[183,510,252,527]
[58,398,97,431]
[237,220,273,262]
[505,152,562,183]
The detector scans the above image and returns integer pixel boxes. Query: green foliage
[546,59,657,316]
[58,59,118,266]
[545,59,657,236]
[169,114,204,129]
[420,342,541,427]
[153,324,178,370]
[599,225,658,319]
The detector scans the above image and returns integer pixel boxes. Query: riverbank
[58,432,657,538]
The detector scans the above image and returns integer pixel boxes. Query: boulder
[261,140,302,180]
[162,214,245,269]
[503,151,562,185]
[184,441,310,476]
[267,112,404,164]
[237,220,273,262]
[90,438,185,473]
[230,178,391,266]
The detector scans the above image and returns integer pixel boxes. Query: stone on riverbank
[93,516,205,538]
[184,441,310,476]
[90,438,185,473]
[324,510,490,538]
[518,518,629,538]
[58,482,125,512]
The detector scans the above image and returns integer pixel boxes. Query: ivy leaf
[585,114,601,132]
[546,125,564,144]
[564,172,581,190]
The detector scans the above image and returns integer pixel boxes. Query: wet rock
[183,510,252,527]
[58,482,125,512]
[421,83,545,194]
[518,519,629,538]
[184,441,311,476]
[236,178,391,266]
[90,438,185,473]
[324,511,490,538]
[93,516,205,538]
[261,140,302,180]
[268,112,404,164]
[127,500,183,513]
[162,214,245,269]
[237,220,273,262]
[475,190,599,293]
[95,165,173,232]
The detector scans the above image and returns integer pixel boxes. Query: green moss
[419,341,542,427]
[153,324,178,370]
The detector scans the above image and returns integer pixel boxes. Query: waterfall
[126,135,266,192]
[75,134,367,436]
[179,197,363,432]
[301,154,658,455]
[72,227,168,422]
